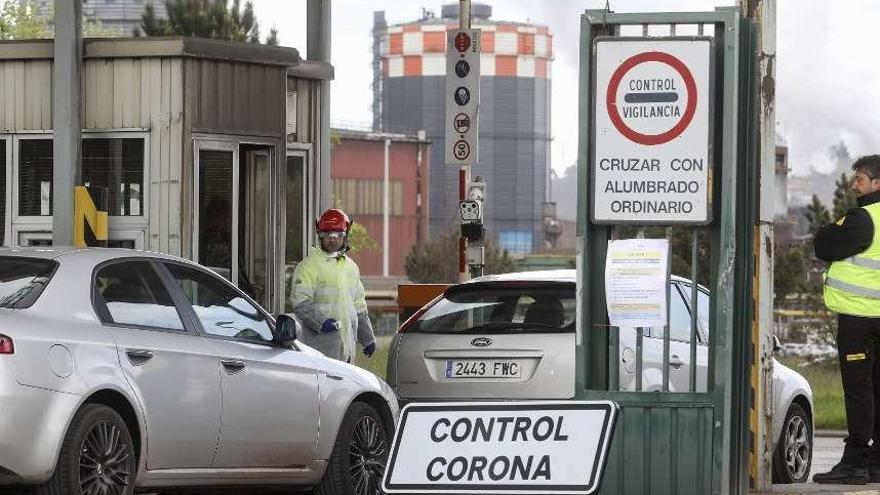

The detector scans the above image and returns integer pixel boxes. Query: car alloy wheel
[349,415,387,495]
[783,413,810,481]
[773,401,811,483]
[77,419,133,495]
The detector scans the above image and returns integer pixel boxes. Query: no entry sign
[592,38,713,224]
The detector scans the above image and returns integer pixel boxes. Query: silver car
[387,269,813,484]
[0,247,398,495]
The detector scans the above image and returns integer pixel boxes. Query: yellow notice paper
[604,238,670,328]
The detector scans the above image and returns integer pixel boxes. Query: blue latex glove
[320,319,339,333]
[363,342,376,357]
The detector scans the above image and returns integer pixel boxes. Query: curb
[759,489,880,495]
[816,430,848,438]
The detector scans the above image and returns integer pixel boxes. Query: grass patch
[354,335,392,380]
[779,356,846,430]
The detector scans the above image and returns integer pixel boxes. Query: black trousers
[838,313,880,466]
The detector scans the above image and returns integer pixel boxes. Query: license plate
[445,360,522,379]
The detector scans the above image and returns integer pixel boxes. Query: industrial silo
[373,3,553,254]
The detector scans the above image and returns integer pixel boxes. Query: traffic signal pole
[458,0,471,282]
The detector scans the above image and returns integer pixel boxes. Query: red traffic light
[454,32,471,53]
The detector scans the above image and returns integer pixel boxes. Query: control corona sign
[382,401,618,494]
[592,38,713,224]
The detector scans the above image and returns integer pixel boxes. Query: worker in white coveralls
[291,208,376,362]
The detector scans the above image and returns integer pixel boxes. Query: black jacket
[814,190,880,262]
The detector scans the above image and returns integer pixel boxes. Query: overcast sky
[253,0,880,178]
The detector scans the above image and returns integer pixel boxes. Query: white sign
[604,238,670,328]
[383,401,618,494]
[446,29,480,165]
[592,38,712,224]
[460,199,482,222]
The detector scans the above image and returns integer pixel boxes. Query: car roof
[466,269,577,284]
[0,246,195,265]
[463,269,697,286]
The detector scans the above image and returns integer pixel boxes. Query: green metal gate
[576,8,758,495]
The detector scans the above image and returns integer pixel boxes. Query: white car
[0,247,398,495]
[387,269,814,483]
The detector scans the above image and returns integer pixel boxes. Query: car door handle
[221,359,246,374]
[125,349,154,365]
[669,355,684,370]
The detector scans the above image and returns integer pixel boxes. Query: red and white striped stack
[381,22,553,79]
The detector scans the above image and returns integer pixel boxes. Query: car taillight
[0,335,13,354]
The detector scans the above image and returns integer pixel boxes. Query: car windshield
[0,257,58,309]
[409,284,575,334]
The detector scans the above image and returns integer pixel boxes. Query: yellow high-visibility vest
[824,202,880,317]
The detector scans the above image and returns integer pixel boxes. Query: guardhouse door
[193,140,274,309]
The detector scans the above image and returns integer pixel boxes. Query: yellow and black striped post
[73,186,108,247]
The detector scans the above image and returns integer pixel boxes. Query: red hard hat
[316,208,351,232]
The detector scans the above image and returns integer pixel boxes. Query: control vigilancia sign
[382,401,618,494]
[591,38,714,225]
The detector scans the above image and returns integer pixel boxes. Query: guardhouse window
[1,139,5,245]
[82,138,145,216]
[18,139,53,216]
[18,137,145,217]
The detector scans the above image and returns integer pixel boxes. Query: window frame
[10,131,150,242]
[1,135,10,247]
[281,147,311,313]
[0,255,59,309]
[671,281,710,345]
[157,259,282,348]
[91,257,196,335]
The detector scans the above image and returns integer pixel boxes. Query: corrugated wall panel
[0,63,12,130]
[0,61,50,131]
[187,59,284,136]
[147,58,162,252]
[157,58,172,254]
[167,58,183,256]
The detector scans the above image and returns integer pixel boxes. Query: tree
[347,223,378,254]
[805,194,831,237]
[774,243,807,304]
[138,0,277,45]
[0,0,47,39]
[0,1,122,40]
[405,227,515,283]
[832,172,858,221]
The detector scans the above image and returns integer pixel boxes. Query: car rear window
[409,284,575,334]
[0,257,58,308]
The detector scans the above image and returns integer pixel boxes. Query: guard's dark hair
[852,155,880,180]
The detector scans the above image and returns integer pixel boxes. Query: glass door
[194,140,275,309]
[239,146,271,305]
[194,141,237,283]
[282,151,307,312]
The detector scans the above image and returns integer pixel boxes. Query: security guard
[813,155,880,484]
[291,208,376,363]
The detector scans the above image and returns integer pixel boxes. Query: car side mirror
[274,314,298,347]
[772,335,782,355]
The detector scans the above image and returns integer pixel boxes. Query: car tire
[34,404,137,495]
[315,401,389,495]
[772,402,812,484]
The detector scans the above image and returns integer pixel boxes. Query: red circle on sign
[606,51,697,146]
[454,33,471,53]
